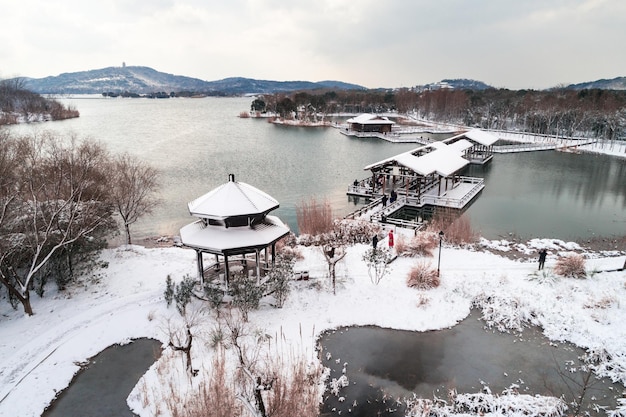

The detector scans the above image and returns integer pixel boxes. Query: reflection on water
[463,151,626,240]
[8,97,626,241]
[319,311,622,417]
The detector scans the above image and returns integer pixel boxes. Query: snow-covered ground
[0,235,625,417]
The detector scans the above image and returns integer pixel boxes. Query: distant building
[345,113,395,133]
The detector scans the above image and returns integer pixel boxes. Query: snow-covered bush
[406,261,440,289]
[554,254,587,279]
[266,253,296,308]
[230,272,263,321]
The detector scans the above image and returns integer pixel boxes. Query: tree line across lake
[251,87,626,141]
[0,79,79,125]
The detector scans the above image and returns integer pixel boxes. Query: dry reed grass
[296,197,334,235]
[427,211,478,246]
[407,261,440,289]
[554,254,587,278]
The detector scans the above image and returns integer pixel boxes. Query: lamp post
[437,230,444,276]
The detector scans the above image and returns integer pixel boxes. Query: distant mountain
[566,76,626,90]
[10,66,366,95]
[204,77,365,95]
[420,79,493,91]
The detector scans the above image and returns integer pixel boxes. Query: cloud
[0,0,624,89]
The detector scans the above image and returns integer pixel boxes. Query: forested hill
[0,79,79,124]
[10,66,366,95]
[566,76,626,90]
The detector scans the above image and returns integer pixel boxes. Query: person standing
[388,230,394,250]
[538,248,547,270]
[382,194,388,207]
[372,234,379,249]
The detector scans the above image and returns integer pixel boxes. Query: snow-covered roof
[188,175,279,219]
[446,138,473,153]
[364,142,469,177]
[346,113,395,125]
[179,215,290,254]
[447,129,499,146]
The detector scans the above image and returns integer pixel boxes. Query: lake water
[7,96,626,241]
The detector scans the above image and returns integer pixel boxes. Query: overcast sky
[1,0,624,90]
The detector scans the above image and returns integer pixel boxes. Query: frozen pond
[42,339,161,417]
[319,310,622,416]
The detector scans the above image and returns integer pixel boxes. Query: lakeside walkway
[493,139,597,153]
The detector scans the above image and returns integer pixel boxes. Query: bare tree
[0,132,115,315]
[110,152,160,245]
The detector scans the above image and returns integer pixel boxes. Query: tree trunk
[254,377,268,417]
[0,274,34,316]
[125,223,132,245]
[22,291,33,316]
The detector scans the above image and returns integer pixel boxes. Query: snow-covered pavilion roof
[447,129,499,146]
[346,113,395,125]
[364,141,469,177]
[188,175,279,219]
[179,215,290,255]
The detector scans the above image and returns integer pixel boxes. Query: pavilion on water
[347,137,487,227]
[179,174,290,285]
[444,129,499,164]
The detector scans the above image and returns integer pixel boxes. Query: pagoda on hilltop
[180,174,290,285]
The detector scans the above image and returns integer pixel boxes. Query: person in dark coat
[372,234,379,249]
[382,194,388,207]
[390,189,397,203]
[538,249,547,270]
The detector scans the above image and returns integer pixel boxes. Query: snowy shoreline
[0,234,625,416]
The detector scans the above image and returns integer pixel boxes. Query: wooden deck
[347,176,484,228]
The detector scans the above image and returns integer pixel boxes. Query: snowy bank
[0,238,625,416]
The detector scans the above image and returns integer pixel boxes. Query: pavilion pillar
[224,254,230,286]
[196,250,204,284]
[255,249,261,282]
[271,243,276,266]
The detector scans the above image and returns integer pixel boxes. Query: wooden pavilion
[179,174,290,285]
[346,114,395,133]
[362,140,474,201]
[444,129,499,164]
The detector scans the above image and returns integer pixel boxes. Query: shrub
[407,261,440,289]
[403,232,439,257]
[266,254,296,308]
[554,254,587,278]
[229,272,264,321]
[362,247,393,285]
